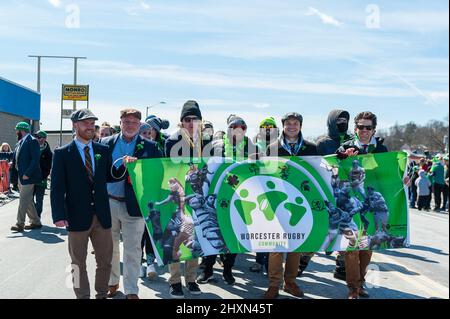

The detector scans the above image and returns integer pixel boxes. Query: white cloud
[48,0,62,8]
[428,91,449,105]
[81,60,414,98]
[307,7,343,28]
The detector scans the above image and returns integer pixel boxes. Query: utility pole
[29,55,87,141]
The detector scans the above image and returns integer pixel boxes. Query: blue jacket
[101,134,163,217]
[13,135,42,185]
[50,141,112,231]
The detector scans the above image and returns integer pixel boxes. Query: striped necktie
[84,146,94,183]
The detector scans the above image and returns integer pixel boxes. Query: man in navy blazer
[10,122,42,232]
[101,108,162,299]
[51,109,113,299]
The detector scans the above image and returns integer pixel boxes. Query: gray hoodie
[316,109,353,156]
[415,170,432,196]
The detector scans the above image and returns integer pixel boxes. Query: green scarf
[224,135,247,161]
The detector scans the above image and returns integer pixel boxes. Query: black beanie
[180,100,202,122]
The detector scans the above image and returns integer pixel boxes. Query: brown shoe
[126,294,139,299]
[283,282,304,298]
[24,224,42,230]
[11,225,24,232]
[107,284,120,298]
[348,288,359,299]
[263,286,279,299]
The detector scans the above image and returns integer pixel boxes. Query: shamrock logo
[136,142,144,152]
[94,154,102,162]
[226,174,239,188]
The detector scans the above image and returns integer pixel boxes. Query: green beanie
[259,117,277,128]
[36,130,48,138]
[15,122,30,132]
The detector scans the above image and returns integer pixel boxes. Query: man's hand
[123,156,138,165]
[55,220,69,228]
[344,148,359,157]
[22,175,29,180]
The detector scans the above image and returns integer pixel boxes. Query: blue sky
[0,0,448,139]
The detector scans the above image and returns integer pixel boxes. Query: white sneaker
[147,264,158,280]
[139,264,147,278]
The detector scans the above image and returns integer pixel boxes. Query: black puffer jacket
[316,109,353,156]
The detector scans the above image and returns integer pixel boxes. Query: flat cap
[71,109,98,122]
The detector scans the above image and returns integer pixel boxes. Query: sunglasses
[356,125,373,131]
[260,125,275,129]
[183,117,199,123]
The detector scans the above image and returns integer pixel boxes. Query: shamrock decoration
[249,163,259,176]
[136,142,144,152]
[300,181,310,192]
[220,199,230,209]
[94,154,102,162]
[226,174,240,188]
[311,200,325,211]
[279,165,290,180]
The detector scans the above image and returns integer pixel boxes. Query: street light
[146,101,167,118]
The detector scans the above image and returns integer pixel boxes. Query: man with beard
[51,109,113,299]
[10,122,42,232]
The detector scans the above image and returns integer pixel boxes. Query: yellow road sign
[62,85,89,101]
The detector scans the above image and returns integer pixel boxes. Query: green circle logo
[210,157,334,253]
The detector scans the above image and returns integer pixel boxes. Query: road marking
[413,212,449,222]
[373,252,449,299]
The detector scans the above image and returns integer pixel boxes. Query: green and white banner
[128,152,409,265]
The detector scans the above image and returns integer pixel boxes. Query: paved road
[0,192,448,299]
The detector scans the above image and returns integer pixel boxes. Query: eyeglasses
[356,125,373,131]
[183,117,199,123]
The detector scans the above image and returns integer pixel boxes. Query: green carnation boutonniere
[136,142,144,152]
[94,154,102,162]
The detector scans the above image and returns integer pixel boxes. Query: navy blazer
[13,135,42,185]
[50,141,112,232]
[101,134,163,217]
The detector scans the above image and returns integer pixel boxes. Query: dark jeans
[442,184,449,210]
[255,252,269,269]
[409,185,417,207]
[33,184,46,218]
[141,226,155,264]
[202,254,237,274]
[434,183,445,209]
[418,195,429,210]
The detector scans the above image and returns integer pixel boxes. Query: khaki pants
[108,199,145,295]
[169,259,199,285]
[345,250,373,289]
[16,180,41,227]
[268,252,300,288]
[68,215,113,299]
